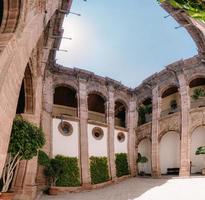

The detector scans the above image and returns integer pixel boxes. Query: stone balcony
[52,104,77,117]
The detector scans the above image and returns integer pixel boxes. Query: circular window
[92,127,104,140]
[58,121,73,136]
[117,132,125,143]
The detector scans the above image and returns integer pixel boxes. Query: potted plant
[196,146,205,175]
[191,88,205,100]
[0,116,45,199]
[38,151,64,195]
[169,99,177,114]
[137,153,148,176]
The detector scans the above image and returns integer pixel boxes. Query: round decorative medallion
[92,127,104,140]
[58,121,73,136]
[117,132,125,142]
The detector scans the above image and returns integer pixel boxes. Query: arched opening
[115,101,126,128]
[88,93,106,123]
[138,98,152,125]
[16,81,25,114]
[191,126,205,175]
[16,65,34,114]
[0,0,3,27]
[160,131,180,175]
[137,138,151,175]
[189,77,205,108]
[161,86,180,117]
[53,86,78,117]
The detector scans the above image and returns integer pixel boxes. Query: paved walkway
[41,177,205,200]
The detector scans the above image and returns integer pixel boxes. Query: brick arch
[188,74,205,87]
[87,90,107,103]
[159,130,181,143]
[190,123,205,136]
[136,136,151,147]
[114,98,129,111]
[54,84,78,108]
[0,0,23,33]
[160,84,179,98]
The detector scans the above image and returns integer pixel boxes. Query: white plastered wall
[114,130,128,154]
[160,131,180,174]
[138,138,151,174]
[191,126,205,174]
[52,118,79,157]
[88,124,108,157]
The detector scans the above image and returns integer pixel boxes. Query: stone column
[128,99,137,176]
[107,85,116,180]
[178,73,190,177]
[151,86,161,177]
[79,78,91,186]
[14,73,44,200]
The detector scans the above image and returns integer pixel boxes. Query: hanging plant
[191,88,205,100]
[158,0,205,21]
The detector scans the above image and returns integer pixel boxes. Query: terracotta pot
[48,187,58,195]
[0,192,14,200]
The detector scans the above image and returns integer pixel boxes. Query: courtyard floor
[41,176,205,200]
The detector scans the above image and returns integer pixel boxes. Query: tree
[1,116,45,193]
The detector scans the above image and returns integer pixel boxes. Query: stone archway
[138,138,151,175]
[160,131,180,175]
[16,64,34,114]
[191,126,205,174]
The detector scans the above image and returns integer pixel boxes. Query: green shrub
[38,152,81,187]
[115,153,129,177]
[90,156,110,184]
[38,150,50,167]
[55,155,81,187]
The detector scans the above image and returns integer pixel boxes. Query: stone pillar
[79,78,91,186]
[128,99,137,176]
[151,86,161,177]
[14,74,44,200]
[107,85,116,180]
[178,73,190,177]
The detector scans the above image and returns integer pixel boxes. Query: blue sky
[57,0,197,88]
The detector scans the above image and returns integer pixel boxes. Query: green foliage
[191,88,205,100]
[10,116,45,160]
[38,150,50,167]
[137,153,148,164]
[55,155,81,187]
[38,152,81,187]
[139,156,148,164]
[115,153,129,177]
[158,0,205,21]
[196,146,205,155]
[138,104,152,125]
[90,156,110,184]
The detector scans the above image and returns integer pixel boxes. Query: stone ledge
[46,175,131,195]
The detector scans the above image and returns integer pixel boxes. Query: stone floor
[41,177,205,200]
